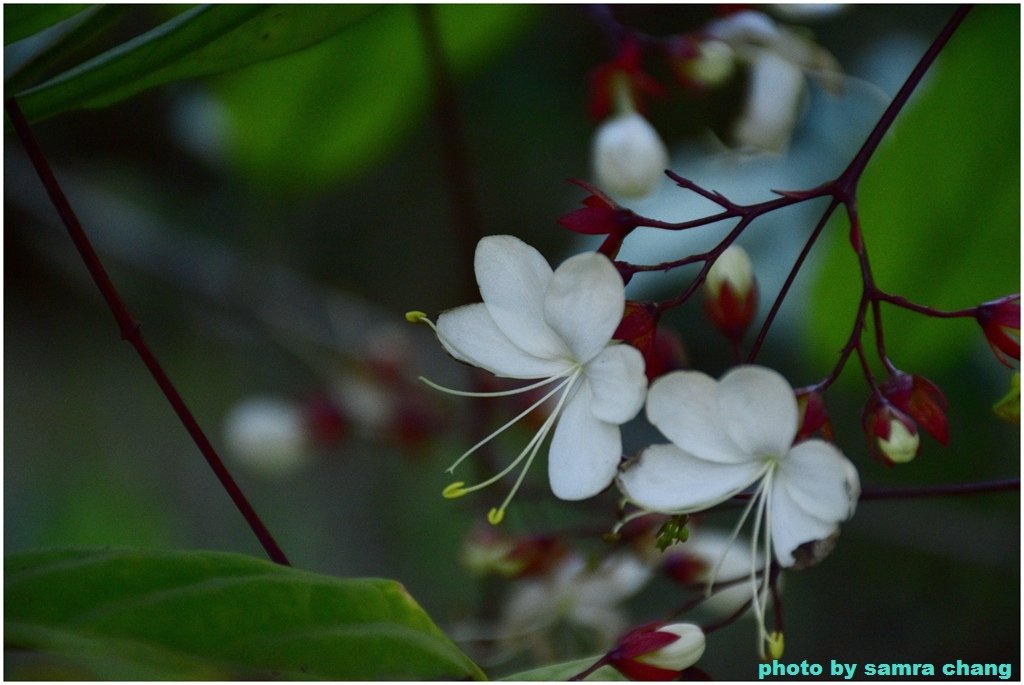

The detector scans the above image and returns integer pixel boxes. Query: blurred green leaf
[12,5,379,123]
[807,6,1020,374]
[5,548,487,681]
[502,655,628,681]
[218,4,541,194]
[4,4,91,45]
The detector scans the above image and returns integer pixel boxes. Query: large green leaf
[5,548,486,681]
[806,6,1020,374]
[4,4,91,45]
[217,4,540,193]
[11,5,379,123]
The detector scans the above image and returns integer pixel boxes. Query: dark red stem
[5,98,291,567]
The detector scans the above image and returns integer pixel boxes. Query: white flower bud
[682,39,736,87]
[636,623,706,671]
[223,397,308,476]
[732,50,805,154]
[592,111,669,198]
[878,418,920,464]
[706,245,754,299]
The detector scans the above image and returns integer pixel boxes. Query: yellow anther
[405,310,428,324]
[487,507,505,525]
[767,631,785,660]
[442,482,467,499]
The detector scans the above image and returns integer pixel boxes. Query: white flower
[411,235,646,523]
[502,551,652,646]
[732,49,805,154]
[617,365,859,655]
[633,623,706,672]
[592,111,669,199]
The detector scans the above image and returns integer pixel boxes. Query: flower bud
[608,622,706,681]
[223,396,309,476]
[795,388,832,442]
[879,418,920,464]
[878,372,948,446]
[976,295,1020,366]
[705,245,758,340]
[592,111,669,199]
[673,38,736,88]
[863,401,920,465]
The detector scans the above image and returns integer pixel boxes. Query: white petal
[645,371,750,464]
[717,366,798,458]
[778,440,859,523]
[548,383,621,501]
[436,304,570,379]
[584,345,647,424]
[543,251,625,364]
[475,235,569,360]
[769,476,838,567]
[617,444,764,513]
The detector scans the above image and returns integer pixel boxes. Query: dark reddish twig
[5,98,290,567]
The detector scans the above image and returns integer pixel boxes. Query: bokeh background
[5,4,1020,679]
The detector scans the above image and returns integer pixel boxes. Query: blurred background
[5,4,1019,679]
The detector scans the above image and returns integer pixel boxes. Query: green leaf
[806,6,1020,374]
[4,4,91,45]
[12,5,379,123]
[5,548,486,681]
[502,655,628,681]
[218,4,541,194]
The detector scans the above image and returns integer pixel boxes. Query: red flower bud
[862,398,920,466]
[878,372,949,446]
[704,246,757,340]
[795,388,832,442]
[607,622,706,681]
[977,295,1020,366]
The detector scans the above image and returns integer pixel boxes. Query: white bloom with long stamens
[412,235,646,522]
[617,365,858,656]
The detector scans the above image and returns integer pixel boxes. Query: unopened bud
[608,622,706,680]
[705,245,758,340]
[592,111,669,199]
[676,39,736,88]
[977,295,1020,366]
[636,623,706,671]
[878,416,920,464]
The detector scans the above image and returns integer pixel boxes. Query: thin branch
[5,98,290,567]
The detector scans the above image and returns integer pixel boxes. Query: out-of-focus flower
[500,550,653,647]
[731,49,806,154]
[592,110,669,199]
[705,9,843,153]
[410,236,646,523]
[618,366,858,657]
[662,527,764,616]
[704,245,758,340]
[459,525,569,579]
[223,396,309,476]
[606,622,706,681]
[976,295,1020,366]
